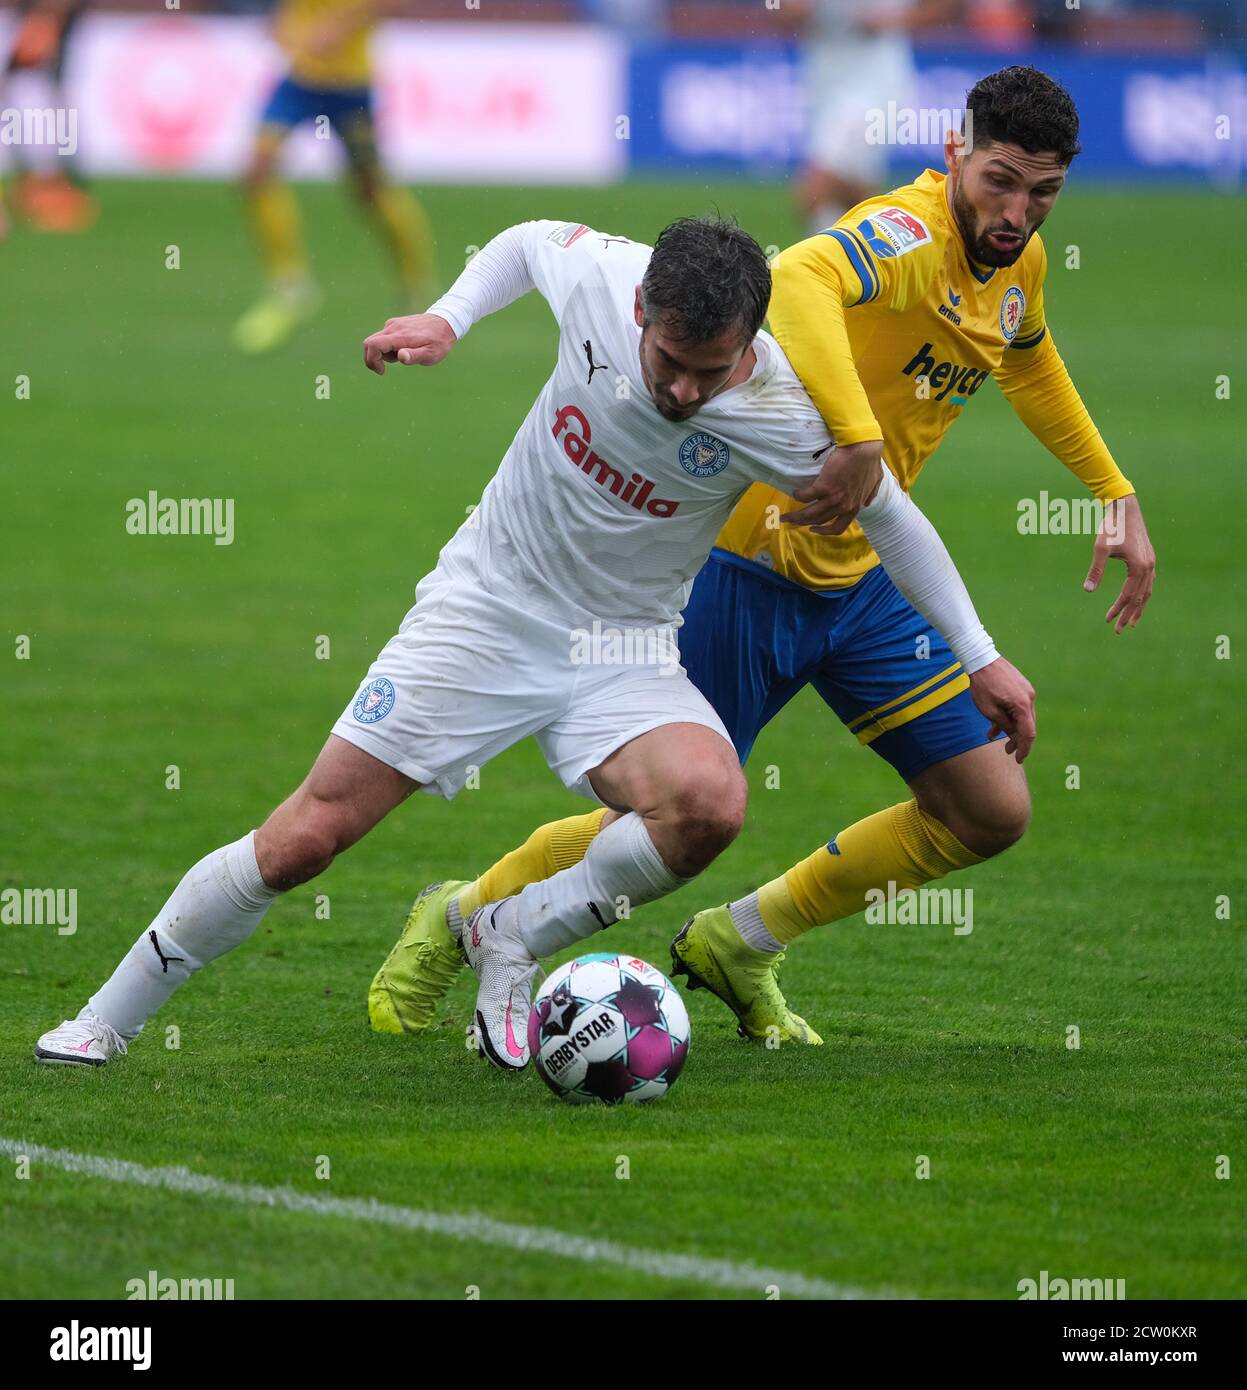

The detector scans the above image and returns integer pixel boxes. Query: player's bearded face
[951,142,1067,268]
[637,313,750,422]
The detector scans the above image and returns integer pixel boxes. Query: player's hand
[1084,493,1155,633]
[781,440,885,536]
[363,314,456,375]
[968,657,1036,764]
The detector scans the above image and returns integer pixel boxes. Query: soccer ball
[528,953,690,1105]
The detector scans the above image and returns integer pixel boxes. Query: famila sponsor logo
[552,405,680,516]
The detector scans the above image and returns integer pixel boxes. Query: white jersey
[421,218,998,676]
[426,221,830,631]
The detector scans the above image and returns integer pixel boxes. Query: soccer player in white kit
[34,216,1025,1072]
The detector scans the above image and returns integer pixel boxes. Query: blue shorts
[260,78,373,135]
[678,549,999,782]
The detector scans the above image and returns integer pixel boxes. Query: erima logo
[902,343,990,405]
[938,289,962,327]
[552,405,679,516]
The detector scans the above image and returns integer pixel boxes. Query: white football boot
[34,1007,129,1067]
[460,899,540,1071]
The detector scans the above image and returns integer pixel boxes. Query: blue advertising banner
[626,41,1245,182]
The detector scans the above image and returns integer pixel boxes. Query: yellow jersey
[277,0,373,91]
[718,168,1133,590]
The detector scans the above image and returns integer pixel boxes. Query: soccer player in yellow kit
[368,66,1156,1047]
[233,0,436,354]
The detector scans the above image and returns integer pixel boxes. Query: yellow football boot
[368,880,469,1035]
[231,283,320,355]
[671,905,823,1045]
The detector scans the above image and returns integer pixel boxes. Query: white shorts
[331,574,732,801]
[806,35,917,184]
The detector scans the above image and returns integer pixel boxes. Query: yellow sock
[459,809,607,917]
[372,185,434,295]
[757,800,984,944]
[247,179,308,284]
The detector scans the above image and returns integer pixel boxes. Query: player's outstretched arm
[1083,493,1156,634]
[996,332,1156,631]
[362,222,538,374]
[362,314,456,375]
[769,218,940,531]
[854,467,1037,761]
[362,220,603,378]
[768,242,887,532]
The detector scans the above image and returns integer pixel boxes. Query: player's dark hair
[640,216,770,348]
[965,66,1081,166]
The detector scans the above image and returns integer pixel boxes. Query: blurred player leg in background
[233,0,436,353]
[233,102,321,355]
[797,1,956,233]
[337,102,437,313]
[2,0,96,234]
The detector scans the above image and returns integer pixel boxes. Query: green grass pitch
[0,177,1243,1300]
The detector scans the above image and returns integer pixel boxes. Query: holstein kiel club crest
[353,676,396,724]
[678,431,730,478]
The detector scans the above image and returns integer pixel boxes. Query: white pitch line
[1,1136,886,1300]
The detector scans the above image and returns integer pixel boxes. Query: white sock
[445,894,465,943]
[728,892,785,953]
[89,831,279,1039]
[503,812,687,959]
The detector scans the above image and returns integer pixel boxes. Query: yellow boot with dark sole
[671,906,823,1045]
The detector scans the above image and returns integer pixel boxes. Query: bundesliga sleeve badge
[856,207,932,259]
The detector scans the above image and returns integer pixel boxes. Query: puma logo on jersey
[583,339,609,385]
[551,404,679,517]
[902,343,990,405]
